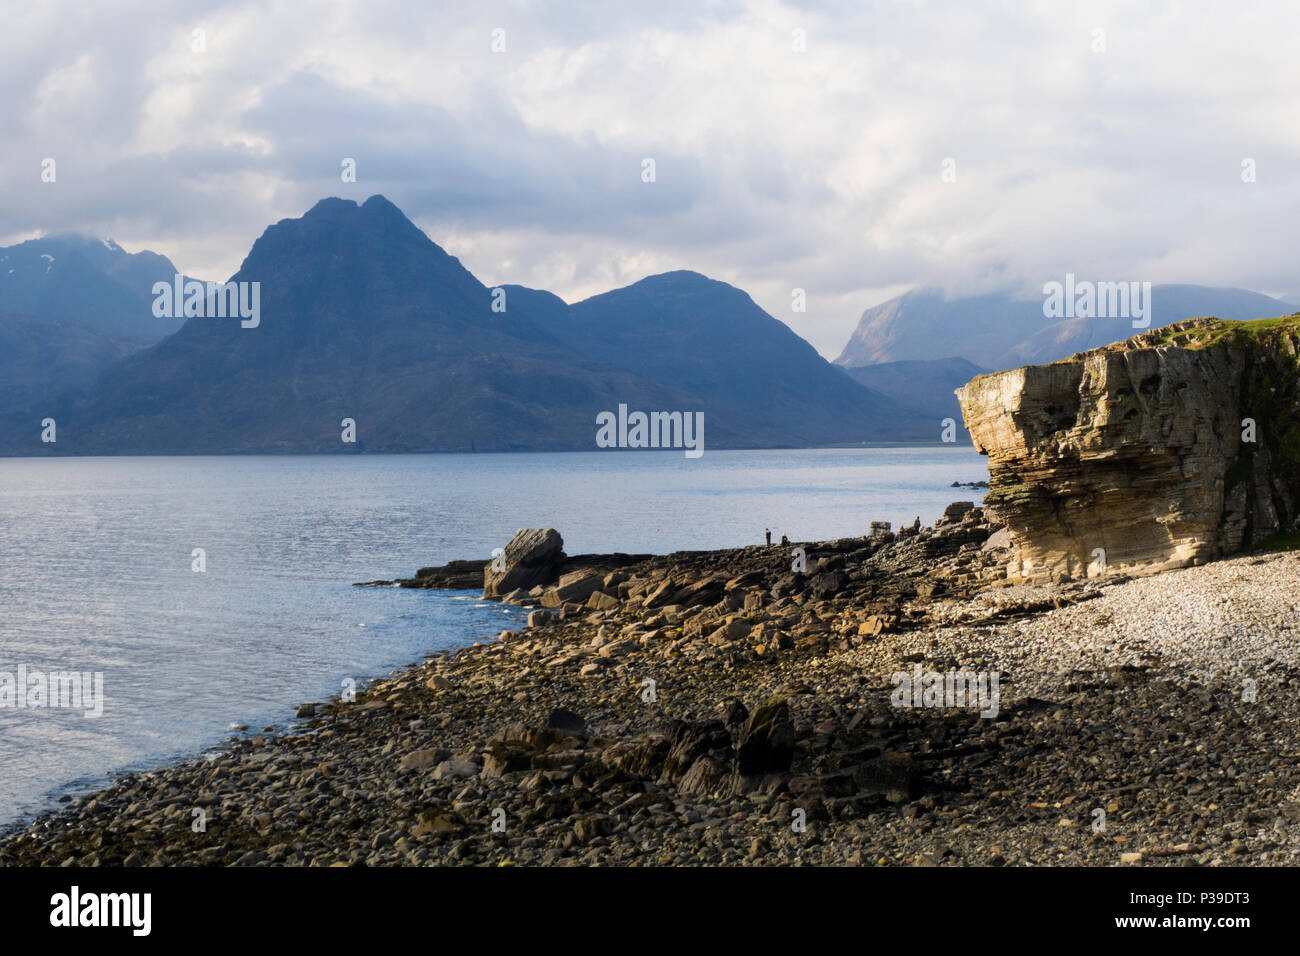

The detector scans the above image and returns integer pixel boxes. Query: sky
[4,0,1300,358]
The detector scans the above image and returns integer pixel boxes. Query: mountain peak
[635,269,716,288]
[361,194,401,214]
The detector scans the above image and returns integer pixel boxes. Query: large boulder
[483,528,565,597]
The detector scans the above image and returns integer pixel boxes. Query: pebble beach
[3,510,1297,867]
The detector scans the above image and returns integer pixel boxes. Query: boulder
[808,570,846,598]
[707,619,750,646]
[501,588,531,605]
[546,707,587,735]
[552,570,604,604]
[483,529,565,597]
[586,590,619,611]
[736,698,795,775]
[398,749,446,772]
[431,759,479,781]
[940,501,975,524]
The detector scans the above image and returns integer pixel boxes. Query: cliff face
[956,317,1300,581]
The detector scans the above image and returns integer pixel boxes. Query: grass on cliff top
[1145,313,1300,350]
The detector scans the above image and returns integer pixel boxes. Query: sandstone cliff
[957,316,1300,581]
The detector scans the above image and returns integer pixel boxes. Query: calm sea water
[0,447,985,825]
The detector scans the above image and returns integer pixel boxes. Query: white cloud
[2,0,1298,357]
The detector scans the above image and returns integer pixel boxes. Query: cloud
[3,0,1299,357]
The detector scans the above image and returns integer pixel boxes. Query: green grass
[1146,313,1300,350]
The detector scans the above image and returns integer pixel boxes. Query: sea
[0,446,985,825]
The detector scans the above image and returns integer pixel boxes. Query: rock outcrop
[957,316,1300,581]
[483,528,566,597]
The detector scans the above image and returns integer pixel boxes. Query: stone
[483,529,565,597]
[432,759,478,781]
[412,809,459,836]
[586,590,619,611]
[981,527,1011,552]
[857,614,897,636]
[546,707,587,735]
[941,501,974,523]
[707,619,750,646]
[735,698,794,775]
[958,317,1300,580]
[809,571,846,598]
[527,609,554,628]
[398,749,443,772]
[573,814,612,843]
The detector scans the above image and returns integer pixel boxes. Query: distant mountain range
[0,235,189,343]
[841,357,986,442]
[3,198,1297,456]
[0,197,927,454]
[0,235,197,419]
[834,285,1295,371]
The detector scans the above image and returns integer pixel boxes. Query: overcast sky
[4,0,1299,357]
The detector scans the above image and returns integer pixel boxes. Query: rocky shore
[4,508,1298,867]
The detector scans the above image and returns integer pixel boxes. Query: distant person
[912,516,921,532]
[780,533,789,547]
[765,528,771,546]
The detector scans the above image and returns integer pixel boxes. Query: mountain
[2,196,928,455]
[840,357,985,437]
[0,313,145,416]
[507,271,920,447]
[835,284,1294,372]
[0,235,188,343]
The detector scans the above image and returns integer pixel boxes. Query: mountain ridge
[835,284,1294,372]
[0,196,930,455]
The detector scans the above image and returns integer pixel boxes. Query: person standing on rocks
[780,533,789,546]
[765,528,771,546]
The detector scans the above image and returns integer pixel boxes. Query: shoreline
[4,506,1297,866]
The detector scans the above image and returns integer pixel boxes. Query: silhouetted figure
[912,516,921,533]
[780,533,789,547]
[765,528,771,546]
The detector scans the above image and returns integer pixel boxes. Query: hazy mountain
[0,313,146,417]
[0,235,188,343]
[508,271,921,447]
[840,357,985,438]
[2,196,929,455]
[835,284,1295,372]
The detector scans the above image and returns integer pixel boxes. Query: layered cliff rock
[957,316,1300,581]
